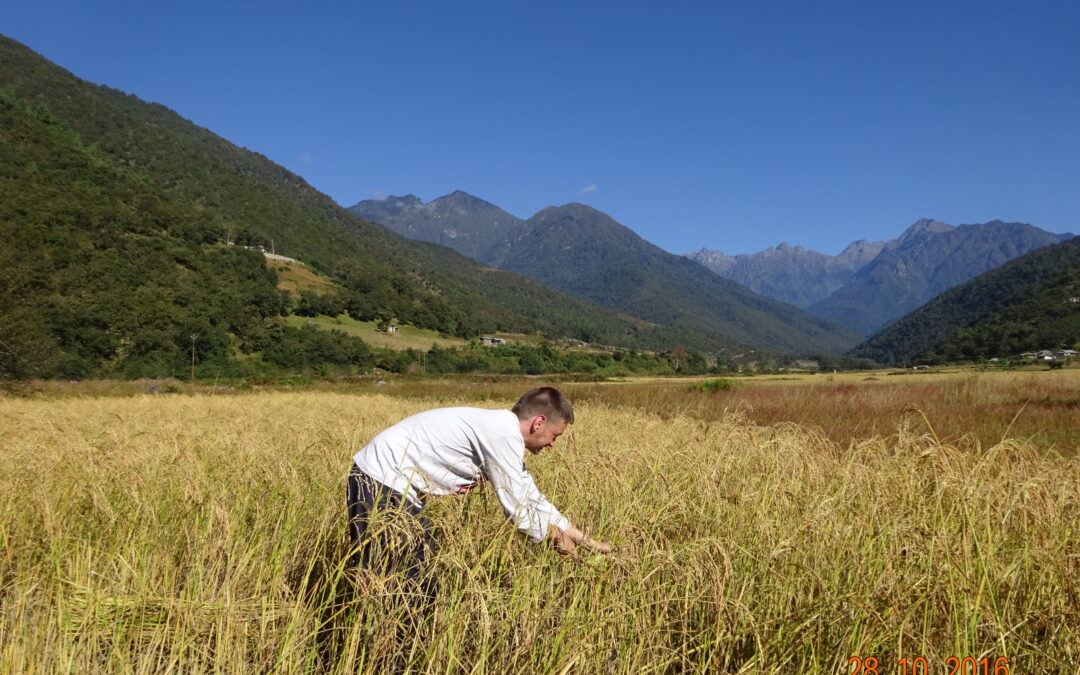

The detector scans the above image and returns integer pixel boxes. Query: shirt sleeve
[478,435,572,544]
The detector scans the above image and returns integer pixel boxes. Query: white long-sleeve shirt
[352,407,572,543]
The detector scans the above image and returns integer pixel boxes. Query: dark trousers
[346,465,438,602]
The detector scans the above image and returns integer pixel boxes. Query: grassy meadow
[272,260,342,297]
[284,315,468,351]
[1,374,1078,672]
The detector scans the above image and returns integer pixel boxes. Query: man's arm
[480,438,573,543]
[477,421,613,551]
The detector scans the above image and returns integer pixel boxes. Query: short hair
[512,387,575,424]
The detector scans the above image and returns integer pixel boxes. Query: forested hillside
[0,88,289,378]
[0,38,678,338]
[2,35,767,380]
[849,236,1080,365]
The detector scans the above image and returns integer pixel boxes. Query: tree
[668,344,690,372]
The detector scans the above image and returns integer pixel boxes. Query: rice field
[1,378,1078,672]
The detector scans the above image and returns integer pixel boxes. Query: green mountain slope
[849,236,1080,365]
[0,87,289,378]
[490,204,862,354]
[0,35,690,369]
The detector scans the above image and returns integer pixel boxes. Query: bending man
[346,387,612,591]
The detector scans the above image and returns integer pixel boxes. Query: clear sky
[3,0,1078,255]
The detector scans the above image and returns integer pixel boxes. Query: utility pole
[190,333,199,382]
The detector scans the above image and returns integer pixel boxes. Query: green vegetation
[851,236,1080,365]
[484,203,861,354]
[687,377,739,392]
[0,86,289,380]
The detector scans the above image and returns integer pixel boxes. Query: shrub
[688,377,739,393]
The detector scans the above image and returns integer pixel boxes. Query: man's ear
[532,414,547,432]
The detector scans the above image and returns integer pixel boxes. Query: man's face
[524,417,568,455]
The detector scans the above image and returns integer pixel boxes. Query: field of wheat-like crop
[1,391,1077,673]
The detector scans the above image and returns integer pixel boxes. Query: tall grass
[1,391,1077,672]
[362,370,1080,455]
[574,373,1080,455]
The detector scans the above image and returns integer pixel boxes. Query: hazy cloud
[579,184,599,194]
[369,190,388,201]
[297,152,316,166]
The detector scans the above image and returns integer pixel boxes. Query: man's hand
[549,525,614,555]
[548,526,578,556]
[580,537,614,554]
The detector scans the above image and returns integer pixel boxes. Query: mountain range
[686,239,885,308]
[351,195,862,355]
[690,219,1072,336]
[5,32,1071,377]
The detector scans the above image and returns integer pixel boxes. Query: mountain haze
[686,240,885,308]
[688,218,1072,337]
[490,203,862,354]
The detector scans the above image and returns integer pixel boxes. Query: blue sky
[3,0,1078,255]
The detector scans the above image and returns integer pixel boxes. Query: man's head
[513,387,574,454]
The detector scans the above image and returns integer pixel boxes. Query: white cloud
[579,184,599,194]
[370,190,388,201]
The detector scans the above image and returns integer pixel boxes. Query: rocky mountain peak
[383,194,424,208]
[431,190,497,212]
[896,218,954,244]
[836,239,887,266]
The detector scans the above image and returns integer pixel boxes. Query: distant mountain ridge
[351,195,862,355]
[689,218,1072,336]
[353,191,521,261]
[686,239,885,308]
[809,219,1073,336]
[354,190,1073,344]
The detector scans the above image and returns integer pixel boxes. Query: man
[346,387,612,590]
